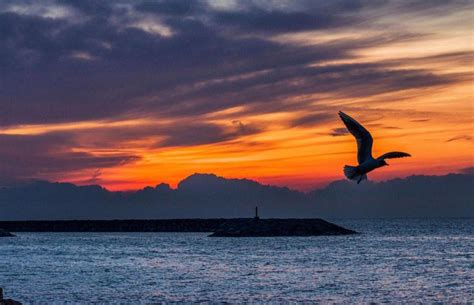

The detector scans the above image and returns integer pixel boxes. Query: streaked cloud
[0,0,472,189]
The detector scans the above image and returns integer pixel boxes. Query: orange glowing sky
[0,1,472,191]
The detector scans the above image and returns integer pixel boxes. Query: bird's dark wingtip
[338,111,351,122]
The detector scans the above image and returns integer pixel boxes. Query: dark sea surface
[1,218,473,303]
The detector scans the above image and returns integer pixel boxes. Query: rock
[209,218,357,237]
[0,229,14,237]
[0,288,22,305]
[1,299,22,305]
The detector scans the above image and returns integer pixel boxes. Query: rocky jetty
[0,229,14,237]
[0,219,357,237]
[0,288,22,305]
[209,218,357,237]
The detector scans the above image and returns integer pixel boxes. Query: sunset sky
[0,0,472,191]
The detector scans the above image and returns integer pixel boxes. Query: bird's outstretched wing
[338,111,373,164]
[377,151,411,160]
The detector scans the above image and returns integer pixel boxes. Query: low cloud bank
[0,173,472,220]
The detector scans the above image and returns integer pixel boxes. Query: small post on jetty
[254,206,260,220]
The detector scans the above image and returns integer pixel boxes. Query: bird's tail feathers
[343,165,358,180]
[344,165,367,183]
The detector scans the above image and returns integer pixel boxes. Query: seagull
[338,111,411,184]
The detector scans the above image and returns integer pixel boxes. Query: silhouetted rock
[209,218,357,237]
[0,288,22,305]
[0,229,14,237]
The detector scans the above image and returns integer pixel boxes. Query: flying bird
[338,111,411,184]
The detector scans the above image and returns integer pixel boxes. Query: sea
[1,218,473,303]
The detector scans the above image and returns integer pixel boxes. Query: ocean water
[1,218,473,303]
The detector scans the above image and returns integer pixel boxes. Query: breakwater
[0,219,227,232]
[0,218,357,236]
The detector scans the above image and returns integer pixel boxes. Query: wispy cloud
[446,135,473,142]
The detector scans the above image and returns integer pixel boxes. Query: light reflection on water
[1,218,473,303]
